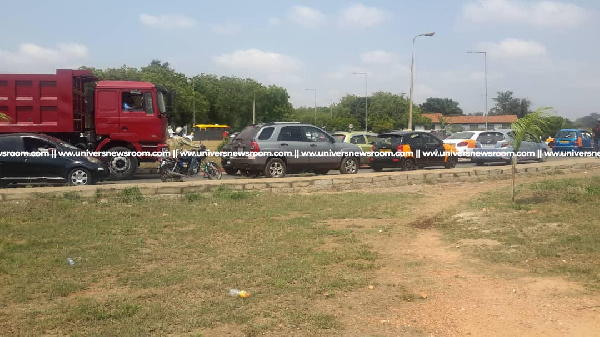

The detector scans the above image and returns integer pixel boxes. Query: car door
[407,133,428,166]
[350,134,369,164]
[581,131,593,151]
[22,136,66,181]
[521,133,537,160]
[303,126,338,168]
[0,135,26,181]
[421,133,446,166]
[276,126,310,169]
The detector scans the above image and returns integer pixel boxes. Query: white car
[443,131,484,158]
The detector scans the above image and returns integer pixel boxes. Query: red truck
[0,69,169,179]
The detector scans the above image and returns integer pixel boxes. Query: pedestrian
[593,120,600,152]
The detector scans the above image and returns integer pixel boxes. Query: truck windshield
[157,91,167,115]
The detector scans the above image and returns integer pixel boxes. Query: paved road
[101,157,572,185]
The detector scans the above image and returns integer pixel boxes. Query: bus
[191,124,230,141]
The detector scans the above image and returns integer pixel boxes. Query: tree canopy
[490,91,532,118]
[81,60,293,130]
[420,97,463,116]
[286,91,430,133]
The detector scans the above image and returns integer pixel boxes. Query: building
[418,113,518,132]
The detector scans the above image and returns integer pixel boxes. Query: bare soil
[307,170,600,336]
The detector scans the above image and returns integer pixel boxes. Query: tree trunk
[511,155,517,203]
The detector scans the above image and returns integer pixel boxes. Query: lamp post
[408,31,435,131]
[352,72,368,131]
[188,78,196,127]
[467,50,488,130]
[305,88,317,125]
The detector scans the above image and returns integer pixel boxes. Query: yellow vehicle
[191,124,231,141]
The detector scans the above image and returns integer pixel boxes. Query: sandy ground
[303,170,600,336]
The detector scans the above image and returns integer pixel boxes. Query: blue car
[552,129,593,152]
[471,130,549,166]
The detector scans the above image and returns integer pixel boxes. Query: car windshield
[157,91,167,115]
[556,130,578,138]
[376,134,403,147]
[446,132,475,140]
[332,134,346,142]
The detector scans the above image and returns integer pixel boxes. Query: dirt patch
[458,238,502,247]
[321,218,397,230]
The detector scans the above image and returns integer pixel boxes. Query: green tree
[490,91,532,118]
[420,98,463,116]
[573,112,600,129]
[539,115,574,138]
[509,107,551,202]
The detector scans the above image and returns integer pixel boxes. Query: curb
[1,159,600,201]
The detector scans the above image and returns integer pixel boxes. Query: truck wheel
[106,146,138,180]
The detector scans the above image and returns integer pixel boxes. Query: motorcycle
[158,145,222,182]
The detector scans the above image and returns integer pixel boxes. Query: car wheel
[264,158,286,178]
[224,167,238,175]
[403,158,417,171]
[445,156,458,169]
[538,150,547,162]
[340,157,359,174]
[68,168,92,186]
[314,169,329,175]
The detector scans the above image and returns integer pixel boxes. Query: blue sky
[1,0,599,119]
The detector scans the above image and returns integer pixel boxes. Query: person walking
[593,120,600,152]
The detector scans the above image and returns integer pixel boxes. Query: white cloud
[210,23,241,35]
[286,6,327,28]
[478,38,547,59]
[0,43,88,71]
[268,17,282,26]
[462,0,591,28]
[360,51,397,64]
[140,14,195,28]
[338,4,389,28]
[212,49,302,73]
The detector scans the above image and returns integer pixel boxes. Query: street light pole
[305,88,317,125]
[408,32,435,131]
[467,51,488,130]
[252,92,256,125]
[352,72,368,131]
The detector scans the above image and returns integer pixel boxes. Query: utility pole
[252,93,256,124]
[467,50,488,130]
[353,72,368,131]
[408,31,435,130]
[305,88,317,125]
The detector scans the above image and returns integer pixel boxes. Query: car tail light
[467,140,476,148]
[250,140,260,153]
[457,141,468,147]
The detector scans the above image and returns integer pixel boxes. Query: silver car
[471,130,549,165]
[229,122,362,178]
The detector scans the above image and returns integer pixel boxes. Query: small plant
[212,186,251,200]
[63,191,81,200]
[184,192,204,202]
[119,187,144,203]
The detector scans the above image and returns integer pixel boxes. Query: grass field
[437,175,600,289]
[0,187,416,336]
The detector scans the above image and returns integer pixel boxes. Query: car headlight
[86,156,102,164]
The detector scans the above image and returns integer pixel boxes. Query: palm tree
[509,107,551,202]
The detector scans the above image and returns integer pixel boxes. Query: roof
[422,113,518,124]
[96,81,155,89]
[331,131,377,136]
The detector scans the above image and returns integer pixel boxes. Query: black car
[370,131,457,171]
[0,133,108,187]
[221,132,239,175]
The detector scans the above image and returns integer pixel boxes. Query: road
[101,157,572,185]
